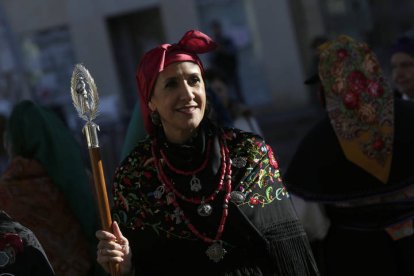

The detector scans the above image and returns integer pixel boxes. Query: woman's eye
[189,76,200,86]
[165,80,177,88]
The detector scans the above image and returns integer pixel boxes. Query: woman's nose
[180,83,195,100]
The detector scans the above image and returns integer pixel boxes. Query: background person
[0,100,102,276]
[209,20,244,103]
[284,35,414,276]
[390,36,414,100]
[205,69,263,136]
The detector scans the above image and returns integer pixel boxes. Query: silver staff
[71,64,119,276]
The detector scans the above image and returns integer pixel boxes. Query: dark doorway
[107,7,165,115]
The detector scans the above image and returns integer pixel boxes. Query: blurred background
[0,0,413,182]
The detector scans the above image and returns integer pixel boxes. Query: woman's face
[391,52,414,99]
[149,61,206,143]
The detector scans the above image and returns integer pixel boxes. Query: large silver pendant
[206,242,227,262]
[230,191,246,204]
[197,203,213,217]
[190,175,202,192]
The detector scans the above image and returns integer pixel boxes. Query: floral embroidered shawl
[112,126,318,275]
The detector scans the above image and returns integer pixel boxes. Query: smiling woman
[149,62,206,143]
[95,30,319,276]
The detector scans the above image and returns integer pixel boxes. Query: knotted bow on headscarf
[318,35,394,183]
[136,30,218,134]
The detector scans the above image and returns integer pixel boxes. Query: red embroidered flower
[122,178,132,187]
[367,80,384,97]
[266,145,279,169]
[0,234,23,253]
[342,92,360,109]
[372,138,385,151]
[255,141,264,149]
[347,71,367,93]
[249,197,259,205]
[337,49,348,60]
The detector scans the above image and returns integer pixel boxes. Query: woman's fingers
[112,221,130,254]
[96,250,124,273]
[96,229,116,241]
[96,228,126,273]
[96,223,133,274]
[112,221,123,239]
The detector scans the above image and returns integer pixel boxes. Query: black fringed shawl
[112,123,319,275]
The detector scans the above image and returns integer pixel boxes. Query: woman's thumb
[112,221,124,240]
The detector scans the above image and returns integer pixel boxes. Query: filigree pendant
[190,175,202,192]
[197,203,213,217]
[206,242,227,262]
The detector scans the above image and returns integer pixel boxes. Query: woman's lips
[177,106,197,114]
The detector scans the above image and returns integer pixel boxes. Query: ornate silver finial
[71,64,99,122]
[71,64,100,148]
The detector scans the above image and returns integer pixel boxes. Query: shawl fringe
[265,220,319,276]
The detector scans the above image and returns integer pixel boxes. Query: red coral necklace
[160,138,212,192]
[152,133,232,262]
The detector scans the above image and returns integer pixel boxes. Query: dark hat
[390,36,414,56]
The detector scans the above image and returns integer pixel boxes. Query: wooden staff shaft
[88,147,119,276]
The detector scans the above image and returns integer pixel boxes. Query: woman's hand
[96,221,133,276]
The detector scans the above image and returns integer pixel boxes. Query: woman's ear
[148,101,155,112]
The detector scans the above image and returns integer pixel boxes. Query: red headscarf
[136,30,218,134]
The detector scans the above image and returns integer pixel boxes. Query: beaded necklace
[157,137,225,206]
[160,138,213,192]
[151,133,232,262]
[160,137,212,176]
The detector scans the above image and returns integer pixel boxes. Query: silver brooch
[230,191,246,204]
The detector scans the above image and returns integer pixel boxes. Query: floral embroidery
[0,233,24,266]
[319,35,394,167]
[112,129,289,240]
